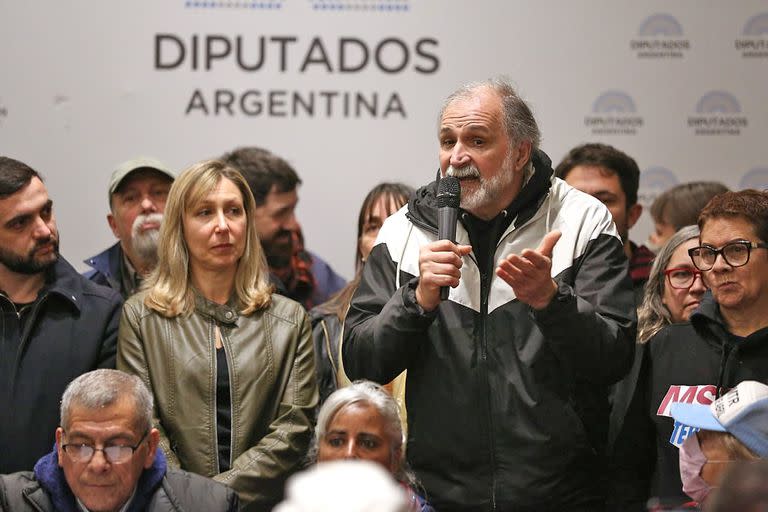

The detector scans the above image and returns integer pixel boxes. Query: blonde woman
[117,160,317,511]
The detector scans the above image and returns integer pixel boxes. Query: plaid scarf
[271,228,317,309]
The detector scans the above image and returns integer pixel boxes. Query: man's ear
[107,212,121,239]
[143,428,161,469]
[55,428,65,468]
[627,203,643,230]
[513,140,532,173]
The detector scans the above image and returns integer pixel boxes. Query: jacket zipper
[212,321,220,474]
[409,207,502,508]
[9,293,48,394]
[224,328,235,471]
[479,267,497,511]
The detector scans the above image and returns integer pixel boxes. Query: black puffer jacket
[0,257,122,474]
[343,150,636,511]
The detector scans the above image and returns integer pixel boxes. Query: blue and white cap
[671,380,768,458]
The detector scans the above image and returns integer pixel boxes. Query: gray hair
[439,77,541,150]
[309,381,414,485]
[637,225,700,343]
[60,369,154,434]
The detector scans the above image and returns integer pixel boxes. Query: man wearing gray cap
[84,157,175,298]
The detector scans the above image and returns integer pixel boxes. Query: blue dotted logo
[183,0,410,10]
[309,0,409,11]
[638,14,684,37]
[185,1,283,8]
[639,167,679,207]
[739,168,768,191]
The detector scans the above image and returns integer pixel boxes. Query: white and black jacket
[343,150,637,511]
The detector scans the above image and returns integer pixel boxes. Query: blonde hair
[144,159,272,317]
[697,429,760,461]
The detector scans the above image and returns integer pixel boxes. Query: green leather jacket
[117,292,317,511]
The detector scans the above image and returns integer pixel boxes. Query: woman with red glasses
[637,225,706,343]
[611,189,768,511]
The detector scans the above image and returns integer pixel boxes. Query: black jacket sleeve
[534,232,637,385]
[343,242,436,384]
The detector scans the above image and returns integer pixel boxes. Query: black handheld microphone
[437,176,461,301]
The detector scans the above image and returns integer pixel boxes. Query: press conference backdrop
[1,1,766,279]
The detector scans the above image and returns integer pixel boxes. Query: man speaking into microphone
[343,78,636,511]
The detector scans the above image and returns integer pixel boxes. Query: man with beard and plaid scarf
[0,156,123,474]
[84,157,175,298]
[223,146,346,309]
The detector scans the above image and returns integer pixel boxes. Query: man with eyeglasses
[615,189,768,510]
[0,369,238,512]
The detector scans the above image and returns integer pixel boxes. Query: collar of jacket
[0,258,83,312]
[406,148,554,233]
[32,445,168,512]
[691,290,768,346]
[194,291,240,326]
[83,243,122,281]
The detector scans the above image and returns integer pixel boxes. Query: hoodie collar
[34,445,168,512]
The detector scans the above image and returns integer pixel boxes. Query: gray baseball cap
[109,157,175,198]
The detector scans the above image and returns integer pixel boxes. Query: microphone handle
[437,206,459,301]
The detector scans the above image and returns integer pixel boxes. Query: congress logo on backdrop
[583,90,643,136]
[735,12,768,58]
[739,168,768,191]
[687,91,748,136]
[630,13,690,58]
[638,166,678,207]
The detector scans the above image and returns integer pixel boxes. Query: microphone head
[437,176,461,209]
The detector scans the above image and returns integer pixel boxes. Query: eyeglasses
[688,240,768,271]
[61,430,148,464]
[663,267,703,289]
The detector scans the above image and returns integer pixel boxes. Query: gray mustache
[446,164,480,179]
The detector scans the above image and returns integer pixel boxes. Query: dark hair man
[0,156,123,474]
[83,157,175,298]
[343,79,636,510]
[555,143,653,297]
[223,146,346,309]
[0,369,238,511]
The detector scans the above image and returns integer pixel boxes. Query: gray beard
[446,155,516,213]
[130,213,162,267]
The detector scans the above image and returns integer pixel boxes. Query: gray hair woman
[637,225,705,343]
[311,381,433,512]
